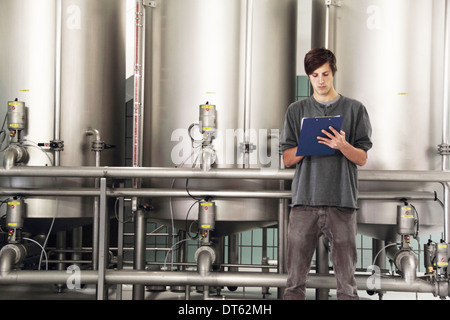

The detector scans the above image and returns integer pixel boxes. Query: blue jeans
[283,206,359,300]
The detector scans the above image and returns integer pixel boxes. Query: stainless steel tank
[0,0,125,232]
[311,0,445,241]
[142,0,297,236]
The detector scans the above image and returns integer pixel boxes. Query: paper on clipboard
[296,115,344,156]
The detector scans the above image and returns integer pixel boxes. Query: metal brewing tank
[0,0,125,232]
[312,0,445,241]
[142,0,297,236]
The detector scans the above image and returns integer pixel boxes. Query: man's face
[308,62,335,101]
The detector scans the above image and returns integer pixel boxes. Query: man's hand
[317,126,368,166]
[317,126,347,150]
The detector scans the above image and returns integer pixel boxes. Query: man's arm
[283,147,304,168]
[317,126,367,166]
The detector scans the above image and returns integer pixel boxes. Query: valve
[199,103,217,143]
[3,100,29,169]
[396,203,418,251]
[424,240,436,275]
[436,241,449,275]
[6,197,25,244]
[7,100,26,141]
[198,103,217,170]
[397,204,416,236]
[198,200,215,244]
[424,239,449,278]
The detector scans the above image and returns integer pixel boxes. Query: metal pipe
[0,270,440,296]
[0,245,22,276]
[133,0,144,172]
[56,231,66,273]
[71,227,83,266]
[53,0,62,167]
[85,128,102,270]
[85,128,102,167]
[132,209,147,300]
[96,178,108,300]
[397,251,418,283]
[385,243,418,283]
[116,182,125,300]
[442,0,450,170]
[228,234,239,274]
[132,0,145,194]
[5,166,450,182]
[315,235,330,300]
[243,0,254,168]
[0,240,43,276]
[3,145,28,170]
[195,245,217,298]
[0,187,437,201]
[442,0,450,245]
[196,249,214,277]
[3,148,16,170]
[325,1,330,49]
[443,185,450,253]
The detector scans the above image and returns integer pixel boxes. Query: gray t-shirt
[280,95,372,209]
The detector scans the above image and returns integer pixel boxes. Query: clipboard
[296,116,344,156]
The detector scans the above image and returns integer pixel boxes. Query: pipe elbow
[395,250,418,283]
[0,244,25,276]
[3,145,28,170]
[195,246,216,277]
[3,147,18,170]
[85,128,101,141]
[201,147,216,171]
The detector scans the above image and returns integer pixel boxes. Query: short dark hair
[304,48,337,76]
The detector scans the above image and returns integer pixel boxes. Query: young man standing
[280,48,372,300]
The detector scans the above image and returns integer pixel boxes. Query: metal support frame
[115,182,125,300]
[1,166,450,299]
[132,209,147,300]
[4,166,450,182]
[0,269,444,297]
[96,178,108,300]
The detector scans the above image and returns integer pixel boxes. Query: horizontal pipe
[2,166,450,183]
[0,270,439,296]
[0,166,294,179]
[0,187,438,201]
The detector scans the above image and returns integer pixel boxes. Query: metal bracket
[240,142,257,154]
[439,143,450,155]
[325,0,342,6]
[91,140,105,152]
[143,0,156,7]
[50,139,64,151]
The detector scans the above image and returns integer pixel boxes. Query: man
[280,48,372,300]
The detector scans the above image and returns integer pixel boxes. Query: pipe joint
[435,278,449,298]
[394,249,418,282]
[0,244,26,275]
[3,144,29,170]
[86,128,105,151]
[195,246,216,277]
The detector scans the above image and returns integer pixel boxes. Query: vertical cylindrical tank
[0,0,56,165]
[142,0,297,235]
[60,0,125,168]
[311,0,445,240]
[57,0,126,218]
[332,0,437,171]
[0,0,125,224]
